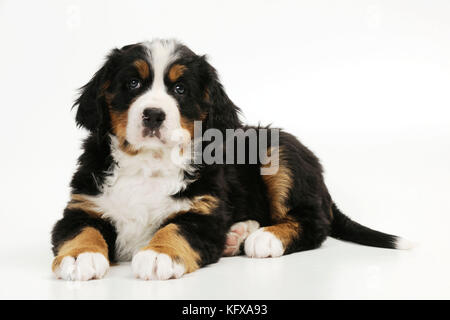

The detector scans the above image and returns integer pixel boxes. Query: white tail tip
[395,237,417,250]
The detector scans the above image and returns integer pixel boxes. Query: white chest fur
[91,138,192,261]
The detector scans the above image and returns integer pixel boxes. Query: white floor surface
[1,237,449,300]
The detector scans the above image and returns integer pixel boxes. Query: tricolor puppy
[51,39,411,281]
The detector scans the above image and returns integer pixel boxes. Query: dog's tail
[330,203,414,249]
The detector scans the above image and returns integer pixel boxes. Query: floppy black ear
[73,49,121,131]
[200,56,242,131]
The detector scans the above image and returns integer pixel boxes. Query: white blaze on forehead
[126,39,187,150]
[144,39,180,89]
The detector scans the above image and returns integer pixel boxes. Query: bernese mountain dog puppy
[51,39,411,281]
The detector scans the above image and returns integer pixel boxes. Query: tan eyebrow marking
[133,59,150,79]
[168,64,187,82]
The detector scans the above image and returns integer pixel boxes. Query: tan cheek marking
[180,112,208,139]
[109,107,139,155]
[261,146,293,221]
[109,109,128,139]
[52,227,108,272]
[142,224,200,273]
[264,221,300,248]
[66,194,102,218]
[134,59,150,79]
[180,116,195,138]
[168,64,187,82]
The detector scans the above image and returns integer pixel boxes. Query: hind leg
[245,145,303,258]
[246,143,332,258]
[223,220,260,256]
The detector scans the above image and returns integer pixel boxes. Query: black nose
[142,108,166,130]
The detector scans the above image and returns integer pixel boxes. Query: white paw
[244,228,284,258]
[223,220,260,256]
[132,249,185,280]
[54,252,109,281]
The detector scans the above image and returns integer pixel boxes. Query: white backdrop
[1,0,449,299]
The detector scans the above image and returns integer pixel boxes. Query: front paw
[132,250,186,280]
[52,252,109,281]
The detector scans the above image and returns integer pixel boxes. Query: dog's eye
[174,83,185,95]
[127,78,141,90]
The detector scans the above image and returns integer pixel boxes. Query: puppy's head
[74,39,241,153]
